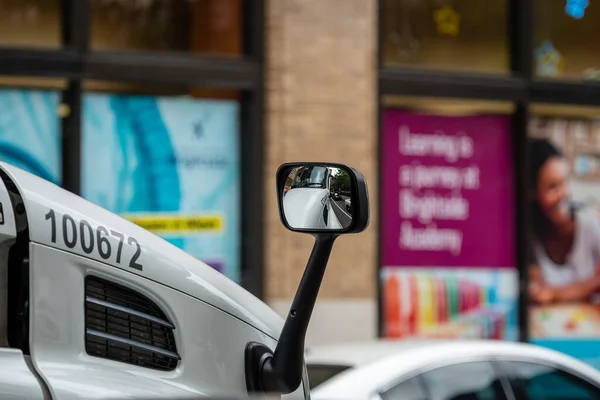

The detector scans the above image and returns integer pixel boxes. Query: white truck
[0,161,370,399]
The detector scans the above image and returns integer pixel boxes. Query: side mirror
[245,162,370,395]
[277,163,369,234]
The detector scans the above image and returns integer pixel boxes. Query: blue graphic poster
[0,88,61,184]
[82,93,241,283]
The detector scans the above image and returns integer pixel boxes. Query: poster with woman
[528,116,600,368]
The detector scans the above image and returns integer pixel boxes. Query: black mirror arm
[245,234,337,395]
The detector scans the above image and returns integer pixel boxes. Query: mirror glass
[282,165,354,230]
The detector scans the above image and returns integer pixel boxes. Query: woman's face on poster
[536,156,570,225]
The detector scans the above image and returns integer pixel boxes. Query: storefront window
[91,0,242,57]
[81,83,241,284]
[381,0,508,74]
[534,1,600,80]
[0,0,61,48]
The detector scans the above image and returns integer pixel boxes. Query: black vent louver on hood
[84,276,180,371]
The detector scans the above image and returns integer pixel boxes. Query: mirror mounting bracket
[245,233,337,395]
[245,161,369,396]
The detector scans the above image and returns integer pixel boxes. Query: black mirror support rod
[245,234,337,395]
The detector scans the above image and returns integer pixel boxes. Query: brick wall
[264,0,378,343]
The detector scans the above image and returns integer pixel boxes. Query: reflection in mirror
[282,165,353,231]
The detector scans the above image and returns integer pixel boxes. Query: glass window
[421,361,507,400]
[381,376,428,400]
[290,166,329,190]
[91,0,242,57]
[305,364,351,389]
[534,0,600,80]
[498,360,600,400]
[381,0,508,74]
[0,84,63,185]
[0,0,61,48]
[81,83,242,284]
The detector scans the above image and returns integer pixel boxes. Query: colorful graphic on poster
[0,88,61,184]
[82,93,240,283]
[528,116,600,369]
[381,109,517,340]
[383,268,518,341]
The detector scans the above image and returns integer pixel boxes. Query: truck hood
[283,188,329,229]
[0,162,284,340]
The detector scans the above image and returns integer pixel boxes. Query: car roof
[304,339,449,367]
[309,339,600,399]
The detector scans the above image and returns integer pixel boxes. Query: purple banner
[382,110,515,268]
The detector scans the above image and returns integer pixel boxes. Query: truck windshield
[290,166,328,189]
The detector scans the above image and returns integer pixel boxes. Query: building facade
[3,0,600,368]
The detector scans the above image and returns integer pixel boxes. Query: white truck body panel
[0,162,306,399]
[0,162,283,338]
[0,350,46,399]
[29,244,283,399]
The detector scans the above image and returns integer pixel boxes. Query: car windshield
[306,364,351,389]
[290,166,328,189]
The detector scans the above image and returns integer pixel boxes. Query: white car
[305,339,600,400]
